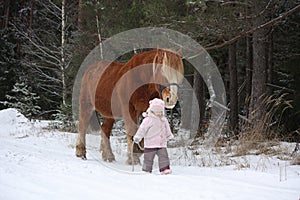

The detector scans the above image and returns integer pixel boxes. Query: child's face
[153,111,163,117]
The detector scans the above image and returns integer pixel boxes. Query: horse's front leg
[124,118,142,165]
[125,134,140,165]
[76,103,93,160]
[100,118,115,162]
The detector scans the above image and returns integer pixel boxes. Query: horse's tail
[89,111,101,133]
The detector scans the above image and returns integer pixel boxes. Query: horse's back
[80,61,123,108]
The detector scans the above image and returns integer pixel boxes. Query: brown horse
[76,48,184,164]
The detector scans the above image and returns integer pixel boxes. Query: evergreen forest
[1,0,300,142]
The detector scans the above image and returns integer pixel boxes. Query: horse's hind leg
[100,118,115,162]
[76,102,93,159]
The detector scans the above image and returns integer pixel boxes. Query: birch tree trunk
[61,0,67,106]
[29,0,33,37]
[95,6,103,59]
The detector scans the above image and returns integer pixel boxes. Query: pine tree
[2,82,41,120]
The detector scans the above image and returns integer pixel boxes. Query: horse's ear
[156,47,163,57]
[177,48,182,57]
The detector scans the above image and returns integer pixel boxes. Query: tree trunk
[245,36,253,116]
[61,0,67,106]
[193,70,205,136]
[249,2,269,122]
[228,42,239,137]
[29,0,34,37]
[77,0,83,30]
[3,0,10,29]
[181,77,193,130]
[95,0,103,59]
[266,30,273,95]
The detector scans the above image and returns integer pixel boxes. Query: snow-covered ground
[0,108,299,200]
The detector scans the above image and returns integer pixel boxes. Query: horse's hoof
[76,144,86,159]
[102,153,115,162]
[106,157,115,162]
[126,157,140,165]
[76,153,87,160]
[103,157,115,162]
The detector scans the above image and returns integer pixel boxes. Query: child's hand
[167,135,174,140]
[133,136,142,143]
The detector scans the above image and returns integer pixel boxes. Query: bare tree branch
[205,4,300,50]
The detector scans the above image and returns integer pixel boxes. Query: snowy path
[0,109,299,200]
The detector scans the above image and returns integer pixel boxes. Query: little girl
[133,98,174,174]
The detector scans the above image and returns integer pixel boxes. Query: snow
[0,108,299,200]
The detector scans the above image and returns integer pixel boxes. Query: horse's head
[153,48,184,109]
[160,86,177,108]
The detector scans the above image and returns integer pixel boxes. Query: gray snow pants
[143,148,170,173]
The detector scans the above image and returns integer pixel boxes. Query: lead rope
[131,141,144,172]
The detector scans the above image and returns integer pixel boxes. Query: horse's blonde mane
[152,49,183,85]
[152,53,159,78]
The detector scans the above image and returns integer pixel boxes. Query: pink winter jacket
[135,113,174,148]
